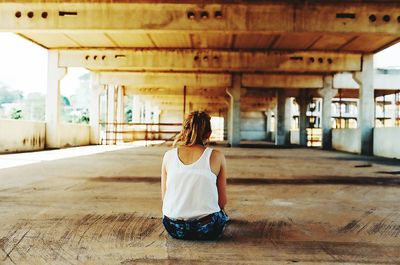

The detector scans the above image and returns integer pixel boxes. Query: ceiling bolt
[369,14,377,22]
[200,11,209,20]
[187,11,195,20]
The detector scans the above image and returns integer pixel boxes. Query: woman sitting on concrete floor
[161,111,229,240]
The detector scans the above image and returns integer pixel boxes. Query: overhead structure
[1,0,399,149]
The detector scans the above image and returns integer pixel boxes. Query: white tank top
[162,147,220,220]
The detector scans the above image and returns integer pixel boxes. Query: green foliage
[62,96,71,106]
[0,84,23,105]
[10,108,22,120]
[79,110,90,124]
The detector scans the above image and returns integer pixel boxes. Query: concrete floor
[0,144,399,264]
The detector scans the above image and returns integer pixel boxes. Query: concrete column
[106,85,117,145]
[390,95,396,127]
[45,50,67,148]
[318,76,337,150]
[275,90,291,146]
[226,74,241,147]
[89,73,102,145]
[265,110,274,141]
[223,111,228,141]
[297,89,309,146]
[132,95,141,123]
[116,85,125,143]
[353,54,375,155]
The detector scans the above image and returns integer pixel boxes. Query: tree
[10,108,22,119]
[0,83,23,105]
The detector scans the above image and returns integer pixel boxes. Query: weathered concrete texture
[374,128,400,159]
[290,129,300,145]
[332,128,361,154]
[240,111,266,141]
[0,120,90,153]
[0,120,45,153]
[0,145,399,264]
[58,123,90,147]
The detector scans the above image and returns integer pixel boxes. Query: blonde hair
[174,111,212,146]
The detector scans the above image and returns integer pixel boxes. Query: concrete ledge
[0,119,46,153]
[332,128,361,154]
[374,128,400,159]
[290,130,300,145]
[59,123,90,148]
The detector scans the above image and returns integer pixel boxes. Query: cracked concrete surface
[0,145,399,264]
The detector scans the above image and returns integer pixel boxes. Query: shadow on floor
[88,176,400,186]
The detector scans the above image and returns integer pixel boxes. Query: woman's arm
[214,151,227,210]
[161,152,168,201]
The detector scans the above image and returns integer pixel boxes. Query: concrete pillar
[275,90,291,146]
[318,76,337,150]
[223,111,228,141]
[45,51,67,148]
[353,54,375,155]
[89,73,102,145]
[132,95,141,123]
[265,110,274,141]
[297,89,309,146]
[390,95,396,127]
[116,85,125,143]
[226,74,241,147]
[106,85,117,145]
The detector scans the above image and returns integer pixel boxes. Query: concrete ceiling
[20,32,398,53]
[2,0,400,112]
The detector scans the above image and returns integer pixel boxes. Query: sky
[0,33,88,96]
[0,32,400,95]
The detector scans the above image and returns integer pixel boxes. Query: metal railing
[99,122,182,145]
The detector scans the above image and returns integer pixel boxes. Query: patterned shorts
[162,210,229,240]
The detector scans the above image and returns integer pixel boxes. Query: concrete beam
[2,2,400,35]
[243,74,324,89]
[58,49,361,73]
[124,86,227,97]
[334,72,400,90]
[98,72,231,88]
[140,94,228,105]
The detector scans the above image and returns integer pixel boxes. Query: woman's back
[162,146,220,220]
[161,111,228,240]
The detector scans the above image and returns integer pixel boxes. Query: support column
[318,76,337,150]
[226,74,241,147]
[89,73,102,145]
[353,54,375,155]
[116,85,125,143]
[106,85,117,145]
[297,89,309,147]
[45,51,67,148]
[275,90,291,146]
[132,95,141,123]
[265,110,274,141]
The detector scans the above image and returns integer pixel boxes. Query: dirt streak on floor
[0,145,399,264]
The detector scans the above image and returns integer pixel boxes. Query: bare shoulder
[210,148,225,164]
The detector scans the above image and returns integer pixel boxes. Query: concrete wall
[0,119,46,153]
[290,130,300,145]
[332,128,361,154]
[240,111,266,140]
[59,123,90,147]
[374,128,400,159]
